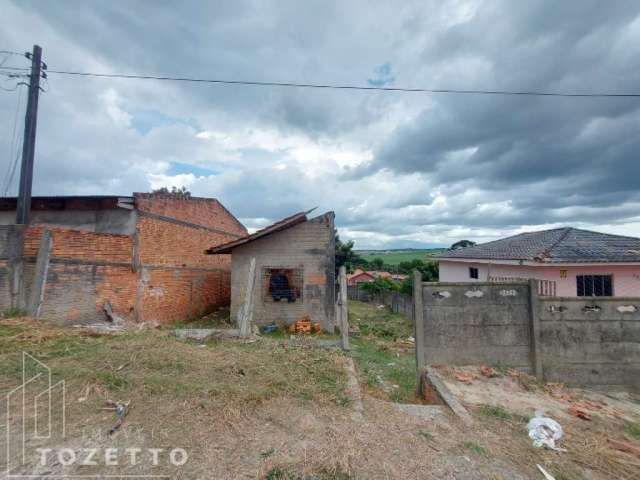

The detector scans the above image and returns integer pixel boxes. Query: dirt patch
[432,365,640,479]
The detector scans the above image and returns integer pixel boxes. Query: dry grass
[2,315,638,479]
[0,318,350,410]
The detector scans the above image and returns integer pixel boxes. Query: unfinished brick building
[206,210,335,332]
[0,193,246,324]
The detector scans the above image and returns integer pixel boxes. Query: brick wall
[0,196,245,325]
[136,216,231,269]
[134,195,245,324]
[138,268,231,322]
[23,226,137,324]
[134,193,246,234]
[38,263,137,325]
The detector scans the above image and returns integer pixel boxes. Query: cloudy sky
[1,1,640,248]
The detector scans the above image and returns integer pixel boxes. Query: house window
[469,267,479,280]
[262,267,303,303]
[576,274,613,297]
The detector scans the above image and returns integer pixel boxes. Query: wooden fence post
[529,278,543,380]
[413,269,425,390]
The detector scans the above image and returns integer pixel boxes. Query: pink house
[438,227,640,297]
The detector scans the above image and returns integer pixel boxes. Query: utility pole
[15,45,43,224]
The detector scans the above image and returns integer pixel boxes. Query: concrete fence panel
[538,297,640,387]
[421,282,532,372]
[415,280,640,388]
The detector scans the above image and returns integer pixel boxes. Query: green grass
[625,421,640,441]
[1,307,26,318]
[478,404,529,423]
[94,370,131,390]
[348,301,416,403]
[463,441,489,457]
[357,249,445,266]
[349,301,413,341]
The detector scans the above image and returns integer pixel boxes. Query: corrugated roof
[438,227,640,263]
[205,210,312,254]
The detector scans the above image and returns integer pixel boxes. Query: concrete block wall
[538,297,640,387]
[416,281,640,387]
[0,225,18,308]
[229,212,335,331]
[421,282,532,372]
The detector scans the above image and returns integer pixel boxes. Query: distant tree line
[335,234,478,295]
[335,233,439,296]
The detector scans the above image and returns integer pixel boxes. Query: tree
[450,239,476,250]
[370,257,384,270]
[360,276,398,294]
[335,232,360,274]
[396,258,439,281]
[151,186,192,199]
[398,261,439,295]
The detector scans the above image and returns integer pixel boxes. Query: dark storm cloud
[2,0,640,248]
[358,0,640,229]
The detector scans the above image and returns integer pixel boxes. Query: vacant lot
[357,249,444,265]
[348,301,418,404]
[1,309,639,479]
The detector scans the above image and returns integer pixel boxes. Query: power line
[0,65,639,98]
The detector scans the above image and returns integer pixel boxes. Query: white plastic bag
[527,412,564,450]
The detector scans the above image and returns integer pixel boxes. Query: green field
[357,248,444,265]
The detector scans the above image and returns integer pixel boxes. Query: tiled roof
[437,227,640,263]
[347,270,375,281]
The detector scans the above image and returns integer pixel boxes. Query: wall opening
[577,274,613,297]
[262,267,303,303]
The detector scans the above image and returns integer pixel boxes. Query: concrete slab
[174,328,241,341]
[424,368,474,425]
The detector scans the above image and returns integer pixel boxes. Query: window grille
[262,267,303,303]
[576,274,613,297]
[469,267,479,279]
